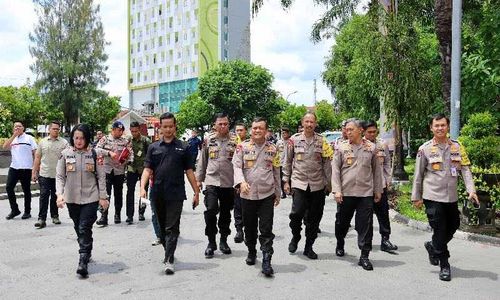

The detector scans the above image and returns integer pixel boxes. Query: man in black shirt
[140,112,200,275]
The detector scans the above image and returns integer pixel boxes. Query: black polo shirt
[144,138,194,202]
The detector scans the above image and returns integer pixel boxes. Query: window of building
[191,28,196,38]
[132,29,135,39]
[144,42,148,51]
[175,32,179,43]
[154,22,157,34]
[167,33,171,45]
[183,31,187,41]
[224,16,228,25]
[161,51,165,62]
[146,24,150,35]
[174,65,179,76]
[144,73,147,81]
[177,51,181,59]
[159,36,163,46]
[146,55,149,66]
[137,42,141,52]
[169,50,173,60]
[169,17,173,28]
[132,59,135,68]
[152,38,155,48]
[153,54,157,64]
[223,0,228,8]
[139,59,142,67]
[224,32,228,42]
[167,67,171,77]
[191,62,196,73]
[159,4,162,15]
[161,19,165,30]
[137,72,140,83]
[224,49,228,60]
[158,68,163,79]
[137,12,140,23]
[130,45,134,54]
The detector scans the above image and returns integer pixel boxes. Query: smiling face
[251,121,267,143]
[430,117,449,140]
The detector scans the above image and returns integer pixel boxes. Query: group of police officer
[60,110,476,282]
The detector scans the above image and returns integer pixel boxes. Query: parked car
[322,131,342,144]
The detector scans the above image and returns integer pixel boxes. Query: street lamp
[285,90,298,101]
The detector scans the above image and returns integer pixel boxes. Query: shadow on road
[91,261,128,274]
[431,267,498,281]
[175,260,219,271]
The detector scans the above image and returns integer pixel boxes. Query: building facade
[128,0,251,113]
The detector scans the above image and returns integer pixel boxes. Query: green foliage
[198,60,281,127]
[0,85,63,136]
[277,103,307,133]
[0,106,12,138]
[176,93,213,135]
[459,112,500,169]
[393,183,428,222]
[80,91,120,134]
[315,100,336,132]
[29,0,108,132]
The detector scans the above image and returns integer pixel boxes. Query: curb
[0,191,40,201]
[389,209,500,247]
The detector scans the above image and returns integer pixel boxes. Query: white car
[322,131,342,144]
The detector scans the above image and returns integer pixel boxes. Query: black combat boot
[261,252,274,277]
[246,247,257,265]
[381,236,398,253]
[439,258,451,281]
[424,241,439,266]
[234,228,244,243]
[335,239,345,257]
[219,236,232,255]
[303,240,318,259]
[288,236,300,253]
[138,202,147,221]
[205,236,217,258]
[358,250,373,271]
[96,211,108,227]
[76,253,90,277]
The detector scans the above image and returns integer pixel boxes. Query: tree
[0,85,63,132]
[80,91,120,134]
[176,93,214,136]
[277,103,307,133]
[315,100,337,132]
[29,0,108,133]
[197,60,282,126]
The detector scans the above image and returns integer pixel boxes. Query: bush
[459,112,500,169]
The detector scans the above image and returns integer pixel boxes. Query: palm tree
[252,0,453,113]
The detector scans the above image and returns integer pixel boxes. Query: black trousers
[424,200,460,260]
[233,192,243,230]
[153,198,184,263]
[289,187,325,244]
[38,176,58,220]
[6,168,32,213]
[67,202,98,254]
[126,171,148,218]
[335,196,374,253]
[373,188,391,238]
[105,171,125,216]
[241,195,275,254]
[204,186,234,238]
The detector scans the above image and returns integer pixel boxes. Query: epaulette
[291,133,302,138]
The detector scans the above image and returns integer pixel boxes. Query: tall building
[128,0,251,114]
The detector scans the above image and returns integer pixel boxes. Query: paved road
[0,184,498,300]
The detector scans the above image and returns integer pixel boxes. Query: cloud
[0,0,344,108]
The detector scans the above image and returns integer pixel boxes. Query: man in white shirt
[4,121,38,220]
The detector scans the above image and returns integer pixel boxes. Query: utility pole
[313,79,317,105]
[450,0,462,139]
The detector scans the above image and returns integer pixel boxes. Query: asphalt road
[0,184,498,300]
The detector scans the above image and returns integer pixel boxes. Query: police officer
[232,117,281,277]
[140,112,200,275]
[283,113,333,259]
[233,122,247,243]
[126,121,151,224]
[56,124,108,277]
[332,119,383,271]
[363,120,398,253]
[196,113,238,258]
[333,120,349,151]
[276,127,291,199]
[411,113,477,281]
[95,121,133,226]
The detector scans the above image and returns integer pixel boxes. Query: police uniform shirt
[95,134,134,175]
[411,139,475,203]
[331,139,383,197]
[282,132,333,192]
[144,138,193,202]
[374,139,392,188]
[56,147,107,205]
[232,140,281,200]
[195,133,237,188]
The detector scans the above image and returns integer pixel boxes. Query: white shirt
[10,133,37,169]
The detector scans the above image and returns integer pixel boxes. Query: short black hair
[50,121,61,127]
[70,123,91,148]
[430,113,450,126]
[252,117,268,129]
[362,120,377,130]
[160,112,176,125]
[214,112,228,122]
[130,121,140,128]
[235,122,246,128]
[281,127,290,133]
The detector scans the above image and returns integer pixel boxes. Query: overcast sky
[0,1,366,107]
